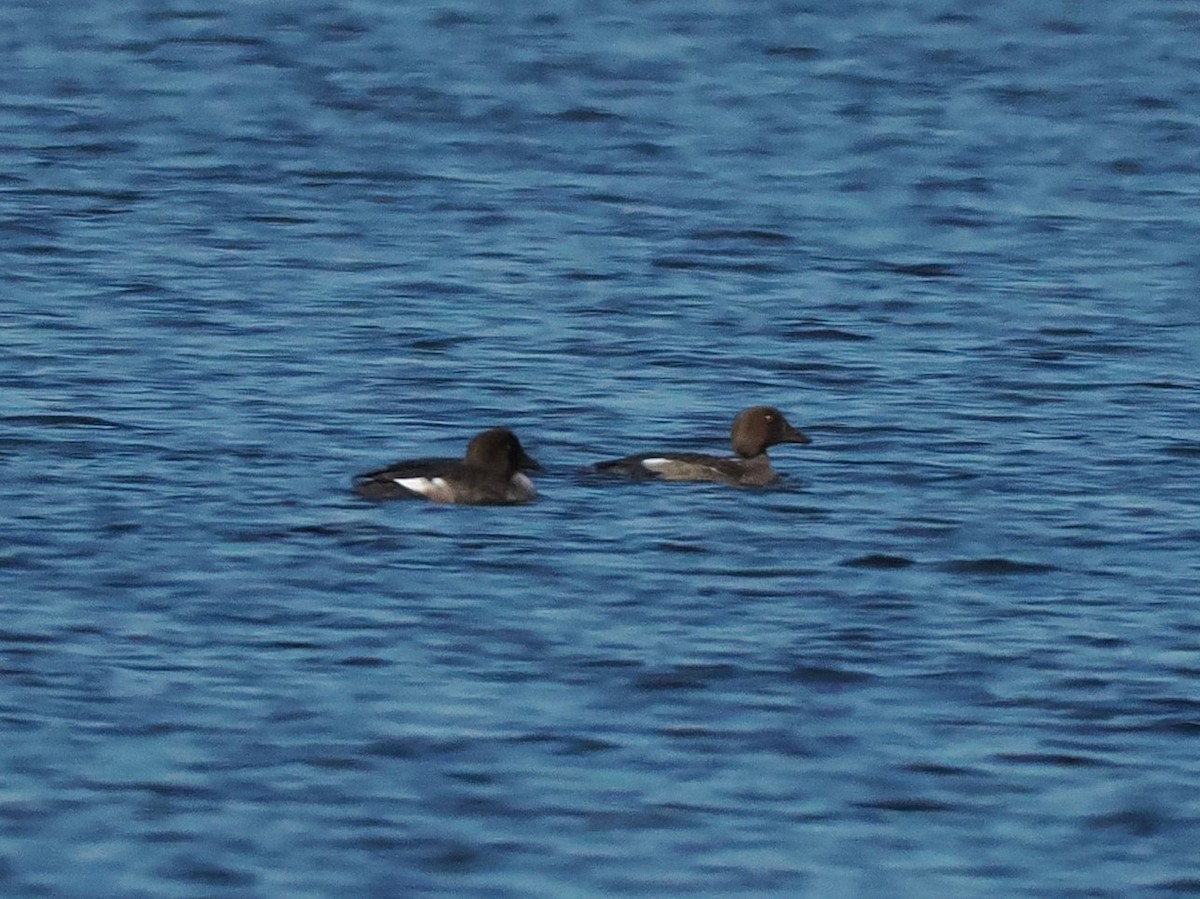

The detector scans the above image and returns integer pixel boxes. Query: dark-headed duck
[353,427,541,504]
[593,406,810,486]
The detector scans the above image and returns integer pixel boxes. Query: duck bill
[519,449,543,471]
[783,424,812,445]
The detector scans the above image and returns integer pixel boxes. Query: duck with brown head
[592,405,811,486]
[353,427,541,504]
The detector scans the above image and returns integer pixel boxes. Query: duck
[592,406,810,486]
[353,427,541,504]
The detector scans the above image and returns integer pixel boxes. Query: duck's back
[595,452,776,486]
[353,458,536,504]
[352,457,461,500]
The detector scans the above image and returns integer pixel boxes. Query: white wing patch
[639,458,671,473]
[394,476,447,497]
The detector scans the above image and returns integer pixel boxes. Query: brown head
[729,406,811,458]
[465,427,542,476]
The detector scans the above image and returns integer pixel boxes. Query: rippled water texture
[3,1,1200,896]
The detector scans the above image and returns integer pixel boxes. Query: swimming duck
[353,427,541,504]
[592,406,810,486]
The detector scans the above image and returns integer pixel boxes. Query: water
[3,1,1200,896]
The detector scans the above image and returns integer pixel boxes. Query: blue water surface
[3,1,1200,896]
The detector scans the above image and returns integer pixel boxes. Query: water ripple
[3,0,1198,896]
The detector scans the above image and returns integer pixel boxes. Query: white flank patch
[394,476,445,496]
[640,458,671,472]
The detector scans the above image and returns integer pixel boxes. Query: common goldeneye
[593,406,810,486]
[353,427,541,504]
